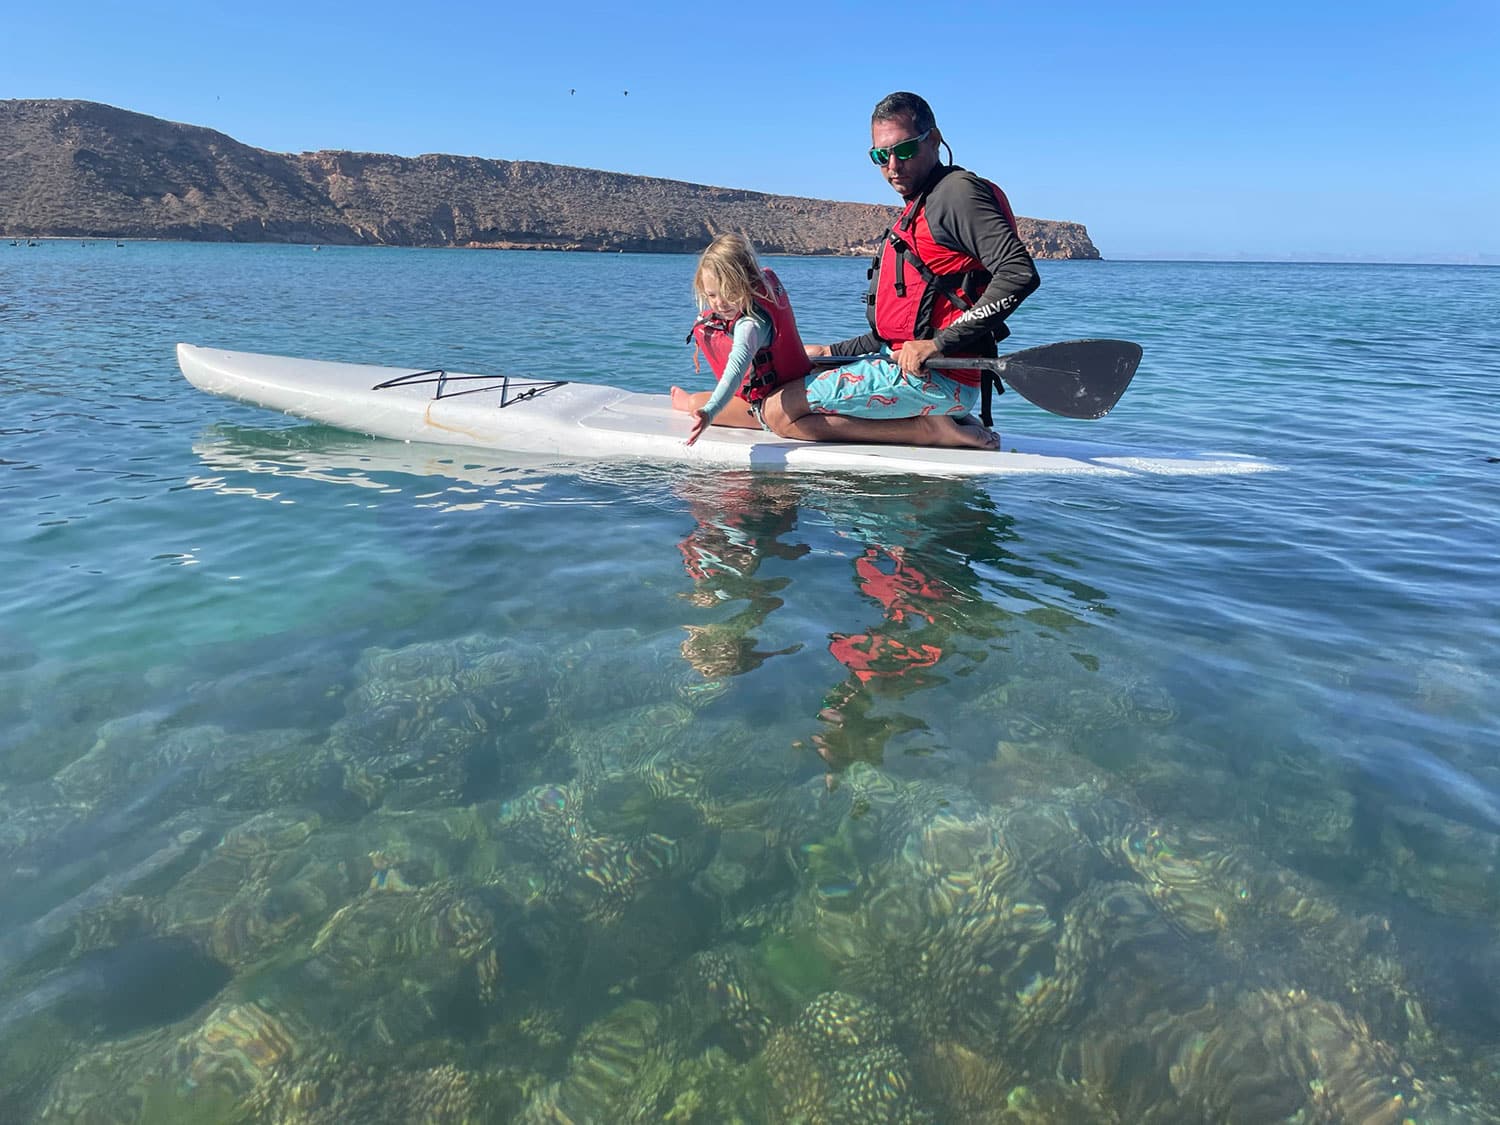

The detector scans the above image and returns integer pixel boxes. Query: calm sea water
[2,241,1498,1122]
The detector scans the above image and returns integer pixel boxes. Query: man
[759,91,1040,449]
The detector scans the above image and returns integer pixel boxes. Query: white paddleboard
[177,344,1277,478]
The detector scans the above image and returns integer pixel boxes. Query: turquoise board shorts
[802,356,980,419]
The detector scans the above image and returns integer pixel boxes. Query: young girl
[673,234,812,446]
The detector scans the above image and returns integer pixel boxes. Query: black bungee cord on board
[371,368,567,407]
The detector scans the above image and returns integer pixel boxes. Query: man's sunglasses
[868,129,931,166]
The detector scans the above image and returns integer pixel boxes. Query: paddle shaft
[810,355,1009,374]
[807,338,1142,421]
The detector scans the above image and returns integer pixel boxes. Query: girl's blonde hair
[694,234,768,316]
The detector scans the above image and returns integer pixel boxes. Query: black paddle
[809,338,1142,421]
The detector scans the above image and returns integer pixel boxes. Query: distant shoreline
[4,237,1493,268]
[4,100,1109,259]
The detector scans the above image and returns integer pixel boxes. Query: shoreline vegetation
[0,99,1102,259]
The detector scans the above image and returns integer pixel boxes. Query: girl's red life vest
[689,267,812,404]
[872,176,1019,387]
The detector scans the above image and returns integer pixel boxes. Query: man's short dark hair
[872,92,936,135]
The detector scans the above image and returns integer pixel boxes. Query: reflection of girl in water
[675,476,807,682]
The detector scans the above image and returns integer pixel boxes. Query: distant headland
[0,99,1101,259]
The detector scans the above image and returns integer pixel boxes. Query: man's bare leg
[760,383,998,450]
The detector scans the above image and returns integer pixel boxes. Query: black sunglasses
[868,129,932,166]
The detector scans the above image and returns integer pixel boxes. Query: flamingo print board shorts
[802,357,980,419]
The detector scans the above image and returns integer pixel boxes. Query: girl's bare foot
[670,386,695,412]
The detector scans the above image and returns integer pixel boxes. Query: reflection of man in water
[676,477,807,682]
[800,476,1058,771]
[814,544,953,768]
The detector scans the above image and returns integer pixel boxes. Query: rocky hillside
[0,99,1101,258]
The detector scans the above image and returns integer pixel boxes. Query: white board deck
[177,344,1278,478]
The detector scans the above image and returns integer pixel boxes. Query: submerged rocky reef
[1,623,1497,1123]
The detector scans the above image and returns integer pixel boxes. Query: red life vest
[690,267,812,404]
[872,173,1019,386]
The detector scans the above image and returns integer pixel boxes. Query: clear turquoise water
[2,241,1498,1121]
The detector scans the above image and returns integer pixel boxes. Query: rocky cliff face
[0,99,1101,259]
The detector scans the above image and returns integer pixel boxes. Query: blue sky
[6,0,1496,262]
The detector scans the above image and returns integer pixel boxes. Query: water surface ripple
[2,243,1497,1122]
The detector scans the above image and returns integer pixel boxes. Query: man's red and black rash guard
[830,164,1040,359]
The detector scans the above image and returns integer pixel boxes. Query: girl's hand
[805,343,833,358]
[686,409,711,446]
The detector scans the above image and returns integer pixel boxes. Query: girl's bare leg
[708,398,763,430]
[671,387,710,412]
[671,391,762,430]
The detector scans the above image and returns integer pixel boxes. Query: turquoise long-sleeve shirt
[700,307,771,421]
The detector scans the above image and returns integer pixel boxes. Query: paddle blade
[994,339,1142,420]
